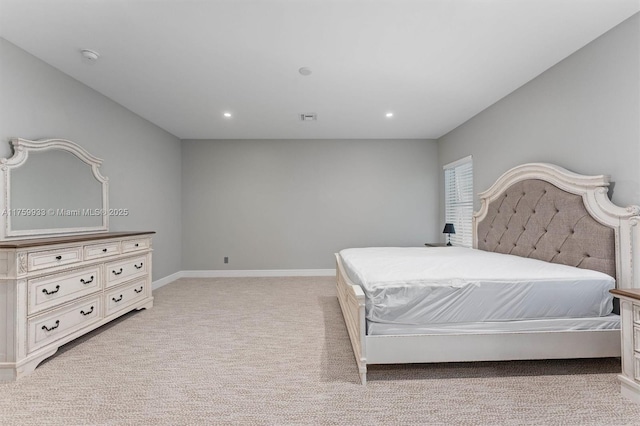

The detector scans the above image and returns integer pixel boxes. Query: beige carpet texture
[1,277,640,425]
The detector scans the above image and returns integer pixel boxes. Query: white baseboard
[152,271,185,290]
[182,269,336,278]
[152,269,336,290]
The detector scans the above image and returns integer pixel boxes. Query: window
[444,156,473,247]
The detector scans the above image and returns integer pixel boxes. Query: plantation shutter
[444,156,473,247]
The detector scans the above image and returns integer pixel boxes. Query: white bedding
[339,247,615,326]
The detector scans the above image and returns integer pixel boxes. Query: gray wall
[182,139,439,270]
[438,13,640,213]
[0,38,182,281]
[5,12,636,275]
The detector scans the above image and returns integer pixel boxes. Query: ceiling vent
[299,113,317,121]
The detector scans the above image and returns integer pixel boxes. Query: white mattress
[339,247,616,326]
[367,315,620,335]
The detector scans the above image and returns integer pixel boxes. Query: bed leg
[360,368,367,385]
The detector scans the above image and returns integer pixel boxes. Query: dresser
[610,288,640,403]
[0,231,154,381]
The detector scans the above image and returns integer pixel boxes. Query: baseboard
[182,269,336,278]
[152,269,336,290]
[152,271,185,290]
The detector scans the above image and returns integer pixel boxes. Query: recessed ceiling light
[298,67,312,76]
[80,49,100,61]
[386,112,394,118]
[223,112,232,118]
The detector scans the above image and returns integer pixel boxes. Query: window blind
[444,156,473,247]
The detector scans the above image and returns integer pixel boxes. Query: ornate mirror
[0,138,109,240]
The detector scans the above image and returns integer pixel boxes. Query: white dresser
[611,288,640,403]
[0,231,154,381]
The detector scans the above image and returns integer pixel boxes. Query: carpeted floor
[1,277,639,425]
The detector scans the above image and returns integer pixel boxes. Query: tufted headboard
[476,179,615,278]
[473,163,640,288]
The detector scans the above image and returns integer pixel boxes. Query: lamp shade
[442,223,456,234]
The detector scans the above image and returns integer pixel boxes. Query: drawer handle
[102,248,108,253]
[135,243,139,247]
[55,255,62,261]
[80,275,94,285]
[112,268,123,276]
[80,306,94,316]
[134,286,144,294]
[134,263,143,269]
[42,285,60,295]
[112,295,123,303]
[42,320,60,332]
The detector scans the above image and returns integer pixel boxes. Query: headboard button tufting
[476,176,616,279]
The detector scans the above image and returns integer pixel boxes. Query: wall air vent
[299,113,317,121]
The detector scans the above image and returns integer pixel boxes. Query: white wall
[438,13,640,212]
[0,38,182,280]
[182,139,439,270]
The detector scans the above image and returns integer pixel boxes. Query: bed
[336,163,640,384]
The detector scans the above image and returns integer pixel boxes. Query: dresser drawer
[122,238,150,254]
[28,295,102,353]
[105,278,148,317]
[635,326,640,353]
[105,255,148,288]
[634,304,640,325]
[84,241,120,260]
[28,266,101,315]
[635,352,640,382]
[28,246,83,272]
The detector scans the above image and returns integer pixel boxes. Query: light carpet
[1,277,639,425]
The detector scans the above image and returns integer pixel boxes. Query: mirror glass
[10,150,104,231]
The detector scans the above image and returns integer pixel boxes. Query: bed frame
[336,163,640,384]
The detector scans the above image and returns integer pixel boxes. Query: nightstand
[610,288,640,404]
[424,243,451,247]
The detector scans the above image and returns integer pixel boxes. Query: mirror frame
[0,138,109,240]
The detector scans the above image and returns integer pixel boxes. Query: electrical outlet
[224,257,229,264]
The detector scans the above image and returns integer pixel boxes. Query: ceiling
[1,0,638,140]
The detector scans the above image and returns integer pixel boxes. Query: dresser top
[610,288,640,302]
[0,231,155,248]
